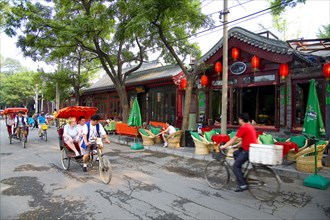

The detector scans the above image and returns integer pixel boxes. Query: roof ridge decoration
[200,26,296,63]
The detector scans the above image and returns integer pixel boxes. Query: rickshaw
[3,107,29,148]
[56,106,112,184]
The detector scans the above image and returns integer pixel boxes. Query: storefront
[80,62,182,125]
[196,27,327,133]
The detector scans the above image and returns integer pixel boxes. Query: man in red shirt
[221,113,258,192]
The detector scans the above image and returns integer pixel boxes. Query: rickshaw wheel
[99,156,112,184]
[61,148,70,170]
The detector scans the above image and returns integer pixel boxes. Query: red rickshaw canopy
[3,107,28,115]
[56,106,98,120]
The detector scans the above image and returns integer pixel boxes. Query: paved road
[0,121,329,219]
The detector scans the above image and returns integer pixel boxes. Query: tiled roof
[200,27,316,66]
[84,63,182,93]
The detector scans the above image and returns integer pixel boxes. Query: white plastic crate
[249,144,283,165]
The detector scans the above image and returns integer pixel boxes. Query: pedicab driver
[81,114,110,172]
[220,113,258,192]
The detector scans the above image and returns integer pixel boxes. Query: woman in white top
[6,114,15,137]
[159,121,176,147]
[63,117,81,156]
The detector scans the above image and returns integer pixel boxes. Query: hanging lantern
[323,62,330,79]
[279,63,289,79]
[251,56,260,73]
[180,78,187,90]
[201,75,208,87]
[231,47,239,61]
[214,61,222,79]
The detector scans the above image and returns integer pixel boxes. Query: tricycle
[56,106,112,184]
[3,107,29,148]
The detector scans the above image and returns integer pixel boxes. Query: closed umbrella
[128,97,142,127]
[302,80,325,138]
[128,98,143,150]
[302,79,329,190]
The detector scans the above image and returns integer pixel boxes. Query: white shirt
[168,125,176,135]
[77,124,84,135]
[64,124,79,138]
[6,118,15,126]
[15,116,26,127]
[83,123,106,140]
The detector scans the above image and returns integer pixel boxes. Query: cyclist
[14,111,27,139]
[37,111,48,137]
[81,114,110,172]
[220,113,258,192]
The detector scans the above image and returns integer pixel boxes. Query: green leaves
[317,24,330,38]
[269,0,306,16]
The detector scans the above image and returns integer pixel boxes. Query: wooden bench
[116,122,140,142]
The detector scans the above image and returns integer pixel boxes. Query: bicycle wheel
[21,133,26,148]
[61,148,71,170]
[99,156,112,184]
[204,160,230,189]
[247,166,281,202]
[44,131,47,142]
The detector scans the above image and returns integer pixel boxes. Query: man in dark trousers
[220,113,258,192]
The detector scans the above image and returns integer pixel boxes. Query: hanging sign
[230,62,246,75]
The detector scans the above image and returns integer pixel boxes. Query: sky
[0,0,329,72]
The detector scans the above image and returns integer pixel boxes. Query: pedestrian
[53,108,58,127]
[158,121,176,148]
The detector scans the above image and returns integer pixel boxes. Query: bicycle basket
[42,124,48,130]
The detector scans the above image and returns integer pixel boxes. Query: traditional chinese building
[192,27,328,134]
[80,61,182,125]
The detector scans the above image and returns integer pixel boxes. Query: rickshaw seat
[58,127,81,152]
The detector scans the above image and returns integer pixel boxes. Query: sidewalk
[108,134,330,182]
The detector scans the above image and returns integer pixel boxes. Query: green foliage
[1,70,37,106]
[317,24,330,38]
[270,0,306,16]
[0,54,27,75]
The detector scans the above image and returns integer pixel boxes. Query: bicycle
[204,148,281,202]
[14,126,27,148]
[61,138,112,184]
[40,124,48,141]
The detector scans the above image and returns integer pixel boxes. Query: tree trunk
[180,74,195,147]
[116,83,129,122]
[74,88,80,106]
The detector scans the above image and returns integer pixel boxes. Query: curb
[109,135,330,182]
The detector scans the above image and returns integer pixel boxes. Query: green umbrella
[302,79,325,138]
[302,79,329,190]
[128,97,142,127]
[128,97,143,150]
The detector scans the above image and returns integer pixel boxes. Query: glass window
[254,75,275,82]
[242,86,275,125]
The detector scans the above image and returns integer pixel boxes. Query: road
[0,121,329,220]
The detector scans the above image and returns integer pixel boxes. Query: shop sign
[230,62,246,75]
[135,86,145,93]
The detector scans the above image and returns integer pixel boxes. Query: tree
[1,70,37,107]
[0,54,27,75]
[317,24,330,38]
[269,0,306,16]
[4,0,153,122]
[127,0,213,133]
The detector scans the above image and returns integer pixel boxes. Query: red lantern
[231,47,239,61]
[214,61,222,79]
[201,75,208,87]
[279,63,289,79]
[180,78,187,90]
[251,56,260,72]
[323,62,330,79]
